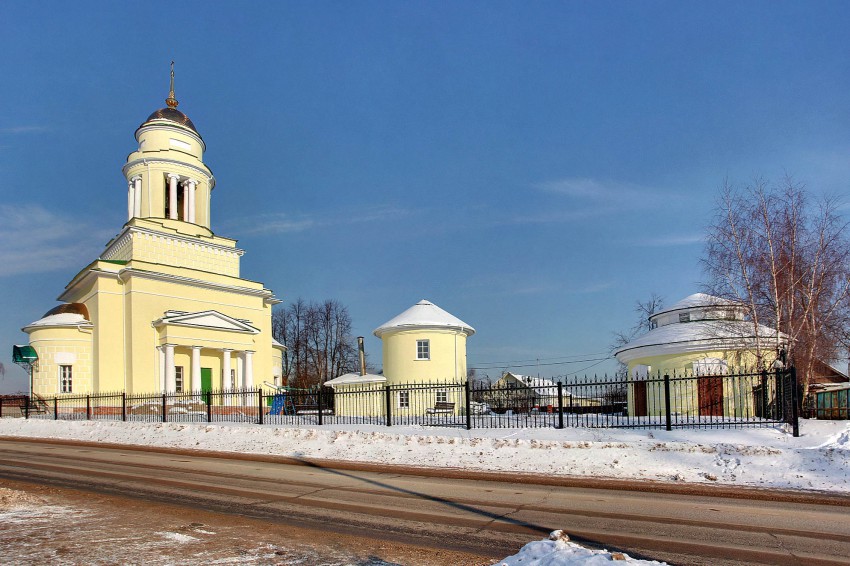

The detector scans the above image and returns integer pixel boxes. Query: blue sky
[1,2,849,392]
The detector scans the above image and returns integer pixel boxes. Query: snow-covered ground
[2,418,848,564]
[1,418,847,492]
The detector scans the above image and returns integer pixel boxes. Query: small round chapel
[374,299,475,384]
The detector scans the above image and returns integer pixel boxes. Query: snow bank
[499,531,664,566]
[1,418,848,493]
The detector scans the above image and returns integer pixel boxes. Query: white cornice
[122,157,215,190]
[615,336,775,364]
[117,267,277,300]
[134,122,205,149]
[100,225,243,260]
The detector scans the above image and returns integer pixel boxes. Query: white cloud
[0,204,111,277]
[0,126,48,135]
[507,177,685,225]
[628,234,705,247]
[226,204,415,235]
[537,177,666,202]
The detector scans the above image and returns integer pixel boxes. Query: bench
[426,401,455,415]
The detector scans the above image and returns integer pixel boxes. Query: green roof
[12,345,38,364]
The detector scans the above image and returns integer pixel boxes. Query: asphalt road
[0,438,848,565]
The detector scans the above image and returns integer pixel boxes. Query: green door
[201,368,212,393]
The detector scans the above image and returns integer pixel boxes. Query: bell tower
[122,62,215,232]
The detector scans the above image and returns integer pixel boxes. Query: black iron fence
[1,369,800,436]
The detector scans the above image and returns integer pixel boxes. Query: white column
[164,344,176,392]
[127,180,134,220]
[243,351,254,389]
[132,176,142,218]
[167,174,180,219]
[191,346,202,391]
[222,349,232,389]
[157,346,165,392]
[186,178,197,223]
[182,182,189,221]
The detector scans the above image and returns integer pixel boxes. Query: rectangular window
[678,313,690,323]
[436,390,448,404]
[231,369,236,389]
[175,366,184,392]
[416,339,430,360]
[398,390,410,409]
[59,365,72,393]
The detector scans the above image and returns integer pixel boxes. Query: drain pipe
[358,337,366,376]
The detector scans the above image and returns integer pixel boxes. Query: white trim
[101,227,242,257]
[117,268,275,300]
[153,309,260,334]
[123,157,213,190]
[156,333,255,347]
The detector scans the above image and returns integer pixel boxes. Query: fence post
[121,392,127,421]
[317,386,324,426]
[557,382,564,429]
[162,393,167,423]
[465,381,472,430]
[385,385,392,427]
[789,367,800,438]
[86,395,91,420]
[663,374,672,431]
[206,390,212,423]
[54,397,58,420]
[760,370,768,419]
[257,388,263,425]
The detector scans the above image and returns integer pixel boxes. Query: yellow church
[19,70,284,397]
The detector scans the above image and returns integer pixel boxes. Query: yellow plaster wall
[27,326,93,396]
[626,349,778,417]
[122,272,275,393]
[381,329,467,385]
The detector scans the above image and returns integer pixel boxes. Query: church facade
[21,72,284,396]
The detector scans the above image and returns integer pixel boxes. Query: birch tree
[702,177,850,395]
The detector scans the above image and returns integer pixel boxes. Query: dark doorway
[632,381,648,417]
[698,376,724,416]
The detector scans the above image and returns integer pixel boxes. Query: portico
[153,310,263,393]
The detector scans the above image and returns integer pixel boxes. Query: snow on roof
[373,299,475,337]
[614,319,784,363]
[652,293,741,319]
[499,373,558,396]
[24,312,92,330]
[324,373,387,387]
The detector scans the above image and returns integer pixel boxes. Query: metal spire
[165,61,178,108]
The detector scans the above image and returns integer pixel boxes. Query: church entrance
[201,368,212,393]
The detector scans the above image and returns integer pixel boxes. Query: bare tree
[702,177,850,395]
[272,299,360,388]
[611,293,665,378]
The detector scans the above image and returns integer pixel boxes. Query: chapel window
[175,366,184,392]
[59,365,73,393]
[416,339,430,360]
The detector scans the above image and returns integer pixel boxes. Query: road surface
[0,438,848,565]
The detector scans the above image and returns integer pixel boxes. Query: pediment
[153,310,259,334]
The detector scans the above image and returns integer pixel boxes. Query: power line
[469,356,612,370]
[469,352,611,366]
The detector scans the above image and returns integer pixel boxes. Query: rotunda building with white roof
[613,293,785,418]
[374,299,475,385]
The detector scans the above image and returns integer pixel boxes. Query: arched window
[693,357,728,376]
